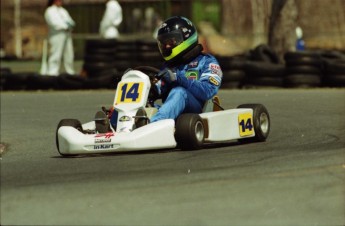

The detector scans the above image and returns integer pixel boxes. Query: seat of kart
[202,96,223,113]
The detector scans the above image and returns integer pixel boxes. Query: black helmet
[157,16,198,63]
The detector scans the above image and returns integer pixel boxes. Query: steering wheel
[134,66,160,80]
[134,66,161,106]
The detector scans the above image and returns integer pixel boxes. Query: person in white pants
[44,0,75,76]
[99,0,123,39]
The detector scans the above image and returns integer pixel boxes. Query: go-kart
[56,66,270,156]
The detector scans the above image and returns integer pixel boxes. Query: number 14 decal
[116,82,143,103]
[238,113,254,136]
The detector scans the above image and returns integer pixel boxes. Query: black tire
[284,74,321,87]
[1,68,12,90]
[84,54,115,63]
[56,119,83,156]
[245,61,285,77]
[85,38,118,49]
[216,56,233,70]
[220,81,242,89]
[136,39,157,52]
[4,73,31,90]
[0,67,12,75]
[323,74,345,87]
[237,104,270,143]
[228,58,248,70]
[175,114,205,150]
[286,65,322,75]
[284,51,321,61]
[222,70,246,83]
[83,73,119,89]
[285,57,323,68]
[318,50,345,61]
[324,60,345,75]
[83,62,116,72]
[57,74,85,90]
[86,47,117,55]
[251,44,280,64]
[27,75,59,90]
[245,76,284,87]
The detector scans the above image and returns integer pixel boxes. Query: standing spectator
[100,0,123,39]
[44,0,75,76]
[295,26,305,51]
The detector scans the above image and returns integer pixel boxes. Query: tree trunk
[268,0,298,61]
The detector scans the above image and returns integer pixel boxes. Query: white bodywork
[57,70,256,155]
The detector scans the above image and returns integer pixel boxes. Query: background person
[295,26,305,51]
[99,0,123,39]
[44,0,75,76]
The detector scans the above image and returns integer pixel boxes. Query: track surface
[1,89,345,225]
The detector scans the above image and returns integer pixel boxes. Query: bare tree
[268,0,298,60]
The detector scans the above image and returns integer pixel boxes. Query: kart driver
[97,16,222,133]
[149,16,223,122]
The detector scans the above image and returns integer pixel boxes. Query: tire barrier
[243,61,285,88]
[218,45,284,89]
[250,44,280,64]
[284,51,323,88]
[217,46,344,89]
[82,38,163,89]
[83,38,120,79]
[1,44,344,91]
[83,38,163,75]
[0,72,120,91]
[319,50,345,87]
[217,55,248,89]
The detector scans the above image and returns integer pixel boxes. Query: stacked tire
[243,44,284,88]
[284,51,323,88]
[1,69,60,90]
[1,68,12,90]
[244,62,285,88]
[112,39,138,73]
[83,38,121,89]
[218,55,247,89]
[319,50,345,87]
[136,39,164,69]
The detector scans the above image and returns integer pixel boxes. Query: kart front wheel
[56,119,83,156]
[237,104,270,143]
[175,114,205,150]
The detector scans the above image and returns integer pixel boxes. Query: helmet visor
[157,30,184,57]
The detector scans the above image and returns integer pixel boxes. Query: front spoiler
[57,119,176,155]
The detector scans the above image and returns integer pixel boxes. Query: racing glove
[158,68,177,84]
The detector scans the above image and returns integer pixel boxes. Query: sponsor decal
[185,70,199,80]
[95,138,111,143]
[119,116,131,122]
[209,63,222,77]
[188,61,199,68]
[238,113,254,137]
[209,76,220,86]
[94,144,115,150]
[95,132,114,139]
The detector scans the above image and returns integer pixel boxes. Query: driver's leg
[150,87,203,122]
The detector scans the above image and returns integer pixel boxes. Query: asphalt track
[1,88,345,225]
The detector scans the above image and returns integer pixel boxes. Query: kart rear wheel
[237,104,270,143]
[175,114,205,150]
[56,119,83,156]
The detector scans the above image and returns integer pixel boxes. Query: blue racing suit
[150,53,223,122]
